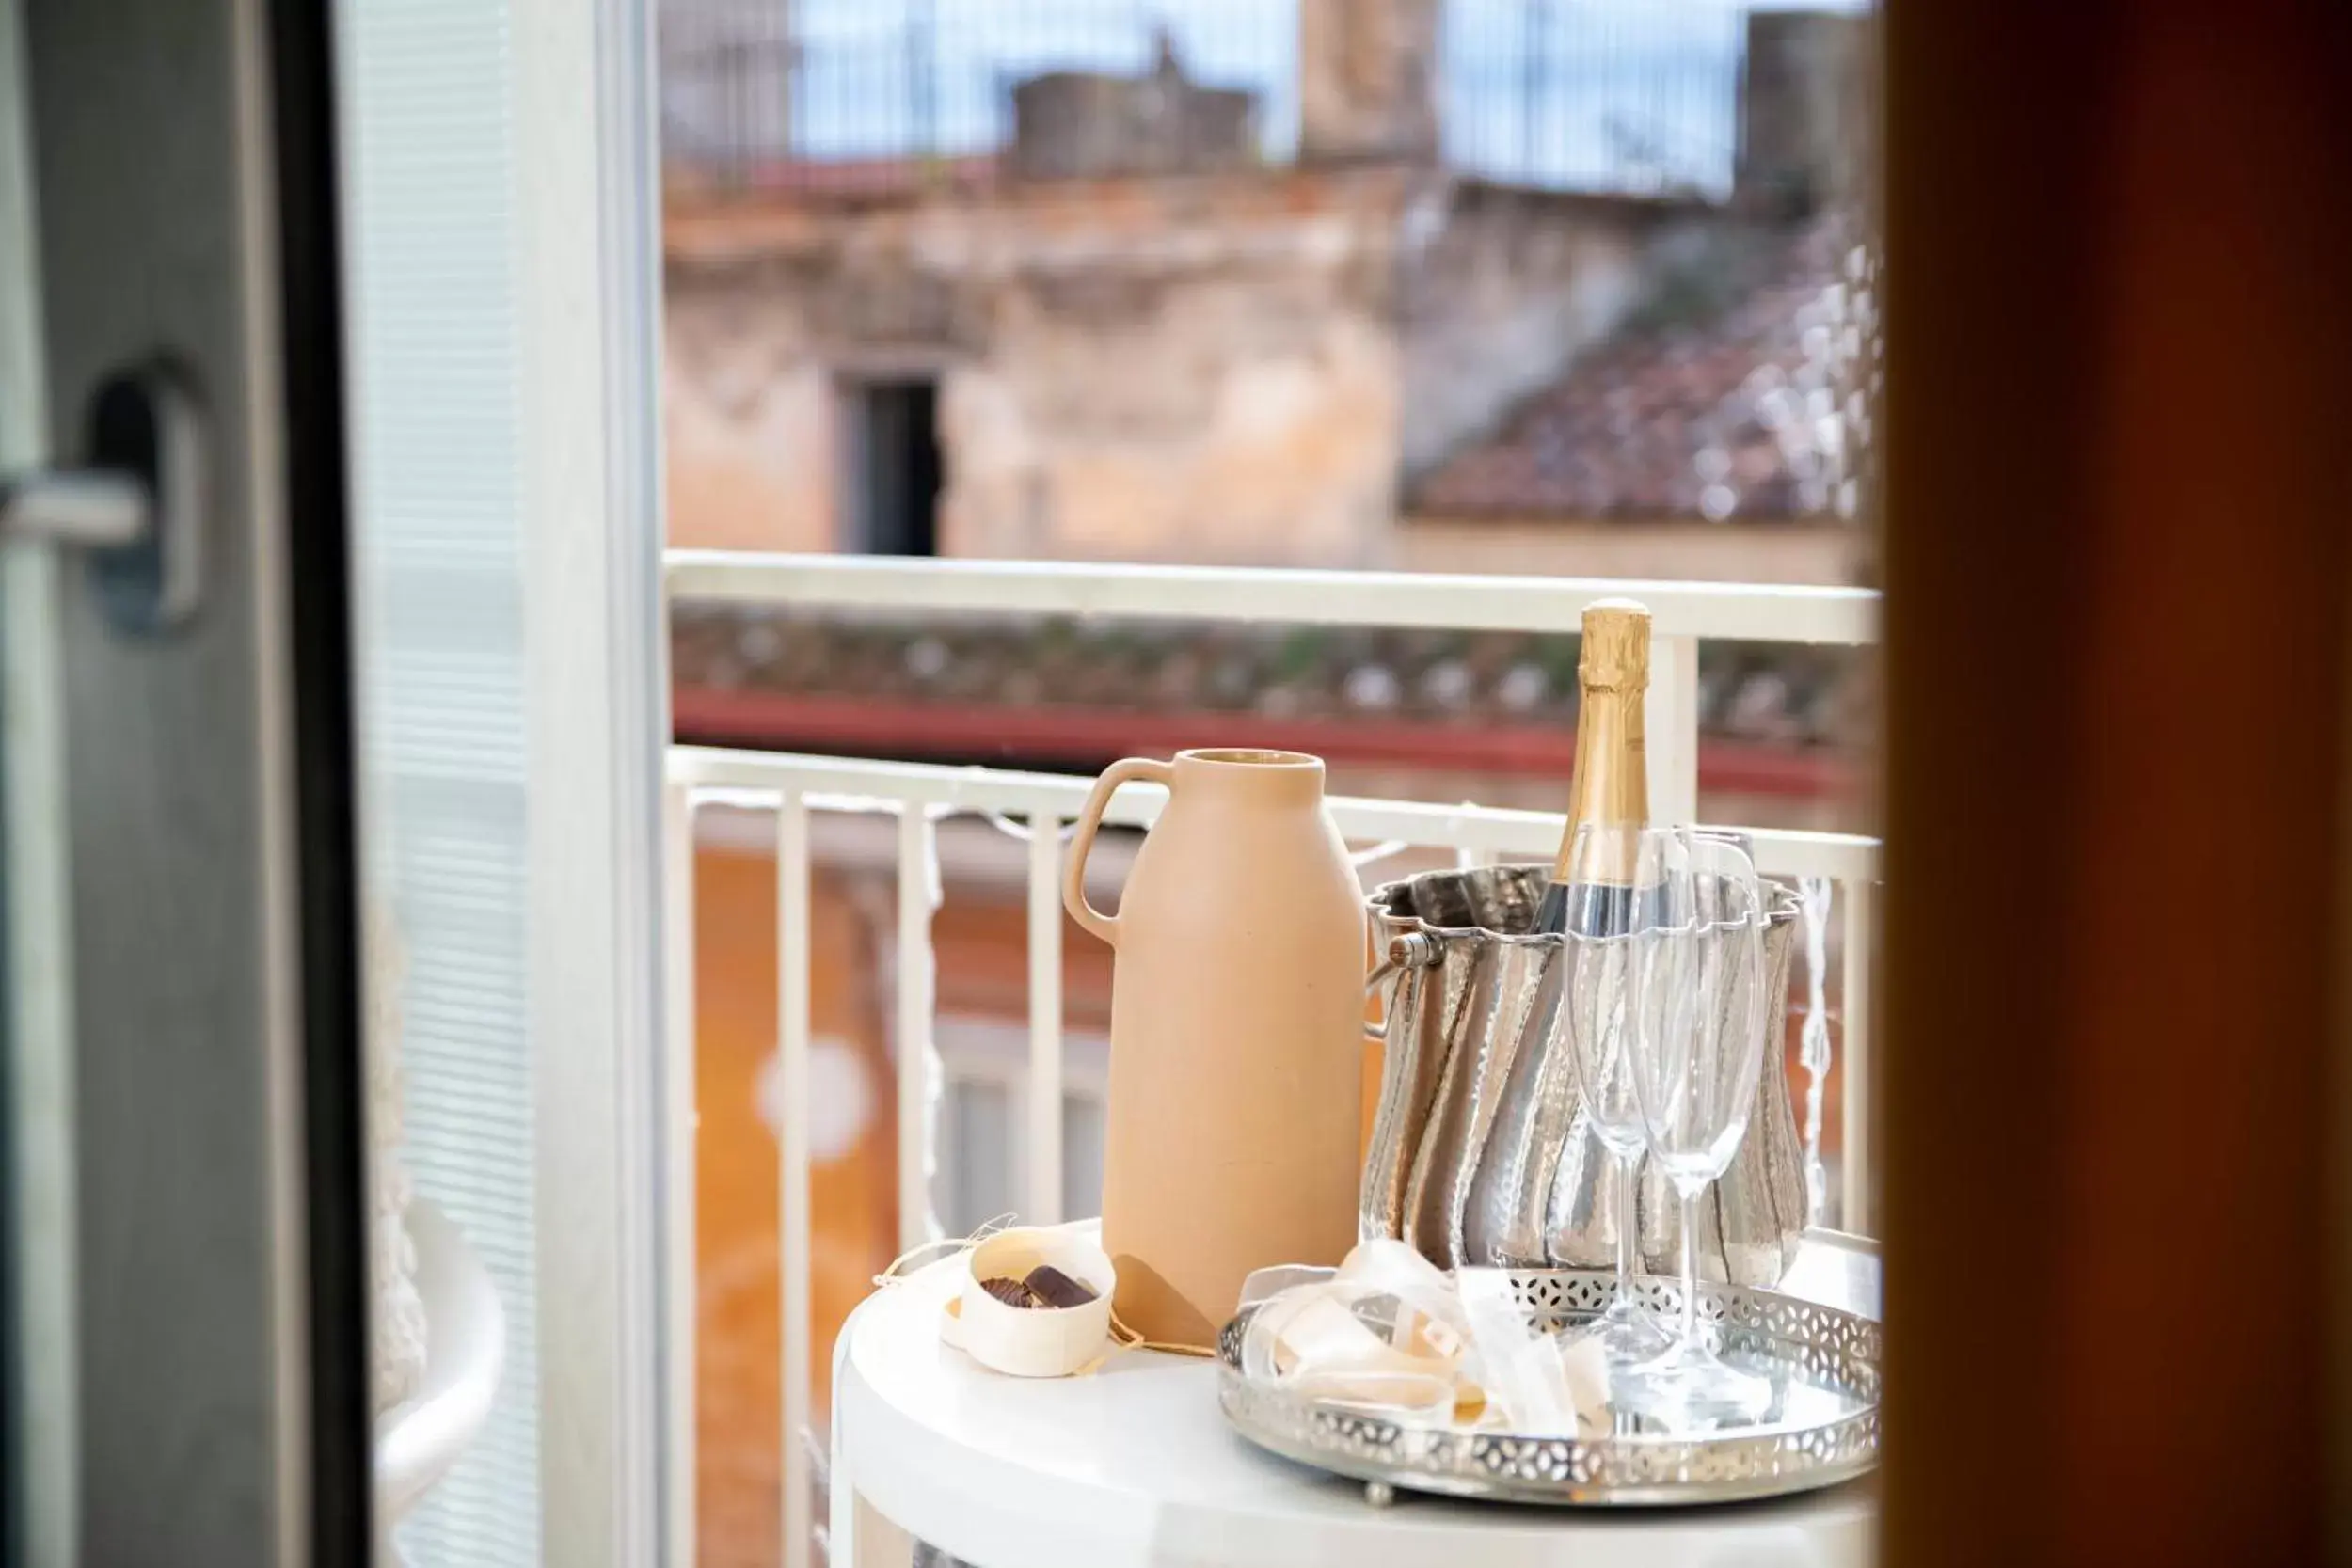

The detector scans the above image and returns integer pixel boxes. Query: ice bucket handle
[1361,932,1439,1044]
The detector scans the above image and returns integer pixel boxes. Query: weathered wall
[663,288,840,552]
[665,172,1418,566]
[664,213,991,554]
[1396,515,1860,584]
[1736,9,1867,216]
[664,169,1688,564]
[1009,65,1258,180]
[657,0,793,172]
[1297,0,1441,164]
[943,230,1405,566]
[1397,184,1677,479]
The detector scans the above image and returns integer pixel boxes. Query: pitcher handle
[1062,757,1174,949]
[1362,932,1438,1043]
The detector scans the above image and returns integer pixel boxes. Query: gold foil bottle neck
[1578,598,1652,693]
[1550,598,1652,888]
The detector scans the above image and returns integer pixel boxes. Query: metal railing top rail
[663,550,1881,647]
[668,745,1881,884]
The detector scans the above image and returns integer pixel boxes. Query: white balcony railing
[660,552,1881,1568]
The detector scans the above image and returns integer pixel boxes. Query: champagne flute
[1620,828,1774,1425]
[1556,821,1671,1363]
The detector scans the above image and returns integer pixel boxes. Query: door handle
[0,470,149,547]
[0,363,205,632]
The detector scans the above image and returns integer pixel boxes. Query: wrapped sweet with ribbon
[1234,1239,1611,1438]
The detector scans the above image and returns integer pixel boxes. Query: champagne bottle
[1534,598,1652,936]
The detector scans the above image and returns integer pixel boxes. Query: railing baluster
[1841,879,1875,1235]
[660,779,698,1568]
[776,791,814,1568]
[1026,814,1065,1227]
[896,808,938,1252]
[1796,875,1836,1227]
[1647,631,1701,827]
[680,750,1882,1275]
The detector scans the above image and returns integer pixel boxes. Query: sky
[729,0,1865,194]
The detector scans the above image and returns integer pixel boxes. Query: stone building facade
[659,0,1836,569]
[661,4,1867,577]
[665,167,1686,565]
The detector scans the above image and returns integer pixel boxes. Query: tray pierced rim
[1216,1269,1880,1508]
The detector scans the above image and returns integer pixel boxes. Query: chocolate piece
[1021,1264,1098,1309]
[979,1275,1040,1309]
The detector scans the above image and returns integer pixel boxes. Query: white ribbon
[1236,1241,1609,1435]
[1457,1269,1610,1438]
[1237,1241,1467,1418]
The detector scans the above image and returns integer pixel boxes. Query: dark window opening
[850,378,941,557]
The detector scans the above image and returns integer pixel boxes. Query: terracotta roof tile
[670,603,1861,752]
[1413,217,1869,522]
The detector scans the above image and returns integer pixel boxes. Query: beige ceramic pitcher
[1063,749,1367,1347]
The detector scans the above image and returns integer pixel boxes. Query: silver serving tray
[1216,1270,1879,1507]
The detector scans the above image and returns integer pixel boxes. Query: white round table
[829,1226,1877,1568]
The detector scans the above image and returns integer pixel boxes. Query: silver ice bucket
[1360,864,1808,1286]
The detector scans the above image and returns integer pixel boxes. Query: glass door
[2,0,372,1561]
[8,1,685,1561]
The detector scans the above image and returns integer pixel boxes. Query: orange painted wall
[690,840,1115,1568]
[692,846,899,1567]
